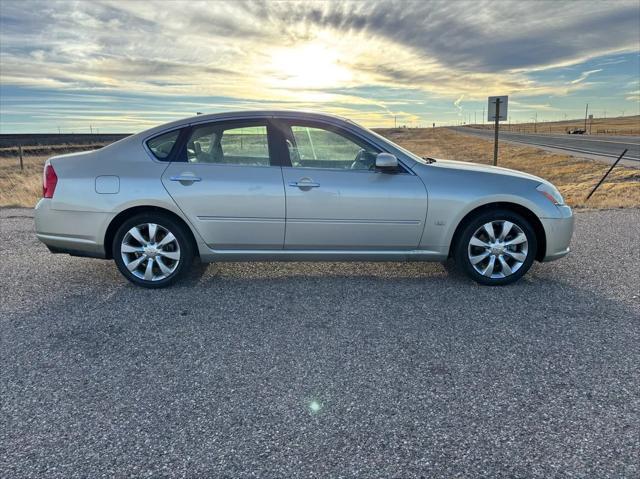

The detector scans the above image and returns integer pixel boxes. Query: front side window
[287,125,378,170]
[186,123,270,166]
[146,130,180,160]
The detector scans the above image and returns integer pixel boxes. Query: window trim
[274,119,410,174]
[144,128,186,162]
[175,119,280,167]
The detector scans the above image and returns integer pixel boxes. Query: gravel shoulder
[1,208,639,478]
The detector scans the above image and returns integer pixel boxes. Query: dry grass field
[1,130,638,209]
[467,115,640,135]
[0,142,113,208]
[1,154,51,208]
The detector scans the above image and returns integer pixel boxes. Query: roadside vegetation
[463,115,640,135]
[1,130,638,209]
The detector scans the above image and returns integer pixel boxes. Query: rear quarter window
[146,130,180,160]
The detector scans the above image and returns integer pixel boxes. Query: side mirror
[375,152,398,170]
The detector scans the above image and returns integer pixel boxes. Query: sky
[0,0,639,133]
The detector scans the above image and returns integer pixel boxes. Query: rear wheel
[454,209,537,285]
[113,213,193,288]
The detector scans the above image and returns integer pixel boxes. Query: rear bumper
[34,199,111,258]
[540,205,574,262]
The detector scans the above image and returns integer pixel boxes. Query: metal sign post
[493,99,500,166]
[488,96,508,166]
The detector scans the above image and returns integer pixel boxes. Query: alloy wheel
[120,223,181,281]
[467,220,528,279]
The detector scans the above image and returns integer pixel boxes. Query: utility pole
[90,124,93,134]
[584,103,589,131]
[482,107,485,124]
[394,115,397,128]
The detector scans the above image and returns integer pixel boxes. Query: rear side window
[146,130,180,160]
[186,123,270,166]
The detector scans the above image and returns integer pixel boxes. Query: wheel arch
[448,202,546,261]
[104,205,199,259]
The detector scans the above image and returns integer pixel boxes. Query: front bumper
[540,205,574,262]
[35,199,111,258]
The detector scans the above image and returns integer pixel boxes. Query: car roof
[140,110,355,138]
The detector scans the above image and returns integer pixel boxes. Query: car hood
[425,158,547,184]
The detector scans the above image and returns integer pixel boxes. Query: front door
[162,120,286,249]
[279,122,428,250]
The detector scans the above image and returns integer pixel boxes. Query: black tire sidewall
[113,213,193,288]
[455,209,537,286]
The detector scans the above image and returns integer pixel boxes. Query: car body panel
[539,206,574,261]
[281,166,428,249]
[162,163,286,249]
[34,110,573,266]
[40,141,210,258]
[411,161,568,257]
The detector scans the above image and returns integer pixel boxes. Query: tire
[454,209,537,286]
[112,213,194,288]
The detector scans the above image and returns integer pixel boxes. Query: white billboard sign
[488,96,508,121]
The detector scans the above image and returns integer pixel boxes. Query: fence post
[19,145,24,171]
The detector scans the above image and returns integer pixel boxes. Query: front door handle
[170,175,202,183]
[289,180,320,188]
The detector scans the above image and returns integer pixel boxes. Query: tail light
[43,162,58,198]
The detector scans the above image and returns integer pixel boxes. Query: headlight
[536,183,565,206]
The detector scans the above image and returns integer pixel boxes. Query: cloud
[453,95,464,114]
[2,2,637,88]
[570,69,603,84]
[626,89,640,102]
[229,0,640,72]
[1,0,638,130]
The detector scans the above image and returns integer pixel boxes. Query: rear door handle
[289,181,320,188]
[170,176,202,182]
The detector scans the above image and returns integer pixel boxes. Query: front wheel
[454,209,537,286]
[113,213,194,288]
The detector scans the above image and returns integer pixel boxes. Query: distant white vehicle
[35,111,573,287]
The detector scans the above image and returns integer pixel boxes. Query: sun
[268,42,353,90]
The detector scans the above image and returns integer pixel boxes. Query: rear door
[278,121,428,250]
[161,120,286,249]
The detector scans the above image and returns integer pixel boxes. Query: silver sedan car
[35,111,573,288]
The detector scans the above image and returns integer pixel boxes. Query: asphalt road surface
[1,208,639,478]
[451,127,640,167]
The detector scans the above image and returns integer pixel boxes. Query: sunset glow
[0,0,638,132]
